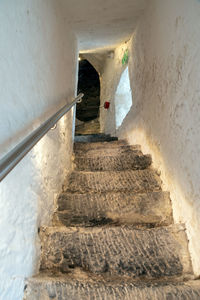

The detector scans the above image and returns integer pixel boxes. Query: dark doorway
[76,59,100,122]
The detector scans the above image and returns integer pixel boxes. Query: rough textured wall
[0,1,77,299]
[118,0,200,276]
[100,43,130,135]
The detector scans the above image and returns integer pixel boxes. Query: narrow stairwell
[24,135,200,299]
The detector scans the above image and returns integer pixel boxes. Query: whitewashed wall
[118,0,200,276]
[0,1,78,299]
[100,43,130,135]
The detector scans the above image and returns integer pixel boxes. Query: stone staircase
[24,135,200,299]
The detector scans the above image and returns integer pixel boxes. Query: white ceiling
[63,0,147,52]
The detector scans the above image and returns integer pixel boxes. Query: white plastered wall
[100,43,130,135]
[0,1,78,299]
[118,0,200,276]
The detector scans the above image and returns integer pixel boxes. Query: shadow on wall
[115,67,132,129]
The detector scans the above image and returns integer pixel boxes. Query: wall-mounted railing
[0,93,84,182]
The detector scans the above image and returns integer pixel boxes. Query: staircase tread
[74,134,118,143]
[74,153,152,171]
[70,169,156,173]
[74,152,145,158]
[40,224,192,279]
[55,191,173,227]
[58,190,168,196]
[41,223,183,232]
[74,140,132,149]
[27,269,197,285]
[67,169,162,194]
[24,271,200,300]
[40,223,187,235]
[74,145,142,155]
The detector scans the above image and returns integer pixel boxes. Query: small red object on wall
[104,102,110,109]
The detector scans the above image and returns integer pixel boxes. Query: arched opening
[115,67,132,129]
[76,59,100,134]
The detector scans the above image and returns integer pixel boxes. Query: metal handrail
[0,93,84,182]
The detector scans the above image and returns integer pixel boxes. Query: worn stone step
[55,191,173,227]
[40,224,192,279]
[74,134,118,143]
[74,140,134,151]
[75,118,100,135]
[74,153,152,171]
[67,169,162,194]
[24,271,200,300]
[74,144,142,157]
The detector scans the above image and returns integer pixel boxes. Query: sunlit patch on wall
[115,67,132,129]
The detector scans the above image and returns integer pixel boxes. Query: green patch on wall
[122,49,129,65]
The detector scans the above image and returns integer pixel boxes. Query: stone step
[74,153,152,171]
[40,224,192,279]
[74,140,134,151]
[74,134,118,143]
[74,145,142,158]
[55,191,173,227]
[24,272,200,300]
[75,119,100,135]
[67,169,162,194]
